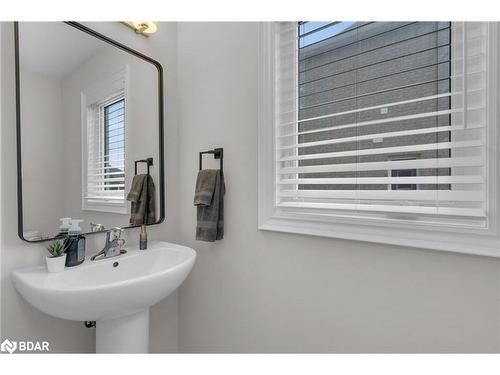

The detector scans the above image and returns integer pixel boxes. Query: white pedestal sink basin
[12,241,196,353]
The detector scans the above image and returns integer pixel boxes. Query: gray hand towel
[194,169,225,242]
[193,169,218,206]
[127,174,156,225]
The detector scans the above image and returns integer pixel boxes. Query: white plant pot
[46,253,67,273]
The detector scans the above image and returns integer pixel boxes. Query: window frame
[81,68,129,214]
[258,22,500,257]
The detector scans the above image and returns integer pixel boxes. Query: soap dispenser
[58,217,72,236]
[63,219,86,267]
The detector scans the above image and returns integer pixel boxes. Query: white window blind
[83,69,127,212]
[275,22,490,228]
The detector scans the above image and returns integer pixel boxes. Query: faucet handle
[110,227,123,240]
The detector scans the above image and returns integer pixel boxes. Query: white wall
[176,22,500,352]
[0,22,180,353]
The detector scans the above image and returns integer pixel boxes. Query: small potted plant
[46,240,67,273]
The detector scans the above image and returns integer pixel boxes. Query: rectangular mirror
[15,22,164,242]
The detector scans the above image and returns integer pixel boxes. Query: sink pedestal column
[96,309,149,353]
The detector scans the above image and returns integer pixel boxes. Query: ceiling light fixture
[121,21,158,37]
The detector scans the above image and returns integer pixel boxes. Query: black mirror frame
[14,21,165,243]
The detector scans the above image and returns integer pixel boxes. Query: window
[388,155,420,191]
[258,22,500,256]
[82,69,127,213]
[103,99,125,192]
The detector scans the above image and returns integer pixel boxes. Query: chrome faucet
[91,228,126,261]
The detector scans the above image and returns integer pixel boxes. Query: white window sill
[82,202,128,215]
[259,209,500,258]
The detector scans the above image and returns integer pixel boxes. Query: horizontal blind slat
[280,140,483,162]
[279,189,485,202]
[277,88,483,127]
[278,109,466,138]
[279,124,483,151]
[279,176,483,185]
[278,201,486,217]
[279,156,484,174]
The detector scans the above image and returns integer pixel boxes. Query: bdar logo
[0,339,49,353]
[0,339,17,354]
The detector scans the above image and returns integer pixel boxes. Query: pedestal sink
[12,241,196,353]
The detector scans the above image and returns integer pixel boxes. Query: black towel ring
[199,148,223,175]
[135,158,153,176]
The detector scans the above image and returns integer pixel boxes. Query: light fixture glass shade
[122,21,157,36]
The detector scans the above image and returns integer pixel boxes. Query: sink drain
[113,262,119,267]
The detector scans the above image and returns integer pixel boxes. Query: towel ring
[135,158,153,176]
[199,148,223,175]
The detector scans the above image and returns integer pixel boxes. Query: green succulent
[46,240,66,258]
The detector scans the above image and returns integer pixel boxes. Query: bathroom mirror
[15,22,164,242]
